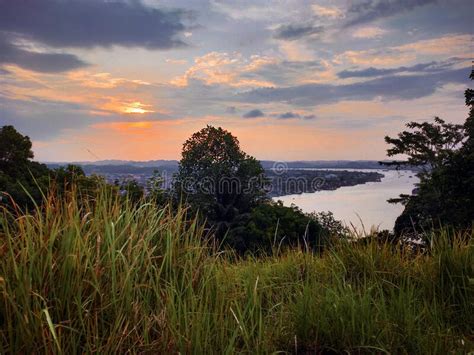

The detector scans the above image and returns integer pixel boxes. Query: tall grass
[0,186,473,353]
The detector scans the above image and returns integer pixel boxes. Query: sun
[122,101,154,114]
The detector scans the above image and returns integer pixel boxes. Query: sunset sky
[0,0,472,162]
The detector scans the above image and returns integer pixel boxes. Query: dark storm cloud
[0,0,189,49]
[337,60,456,79]
[0,34,88,73]
[344,0,438,27]
[274,24,324,40]
[243,109,264,118]
[239,67,469,106]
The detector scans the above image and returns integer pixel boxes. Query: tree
[383,118,464,176]
[0,125,34,166]
[229,201,326,254]
[52,164,105,199]
[174,125,267,239]
[383,70,474,238]
[146,169,167,205]
[0,126,50,208]
[0,126,106,209]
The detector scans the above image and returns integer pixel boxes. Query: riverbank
[276,169,418,231]
[266,169,384,197]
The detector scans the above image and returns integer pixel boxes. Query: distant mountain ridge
[46,159,401,171]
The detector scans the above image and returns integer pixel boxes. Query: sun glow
[122,101,154,114]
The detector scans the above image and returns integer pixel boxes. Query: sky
[0,0,472,162]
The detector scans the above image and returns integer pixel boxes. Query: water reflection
[274,169,418,231]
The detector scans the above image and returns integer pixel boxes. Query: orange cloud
[170,52,275,88]
[68,71,151,89]
[336,34,473,68]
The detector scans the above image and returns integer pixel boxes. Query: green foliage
[116,178,144,204]
[384,72,474,237]
[0,125,34,165]
[384,117,464,172]
[311,210,350,238]
[174,125,267,239]
[0,126,109,210]
[0,126,50,209]
[0,186,472,353]
[229,201,326,254]
[146,169,168,205]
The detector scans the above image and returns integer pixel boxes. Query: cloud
[0,34,88,73]
[311,4,344,19]
[345,0,438,27]
[243,109,264,118]
[210,0,289,21]
[352,26,387,38]
[0,0,189,49]
[0,95,94,140]
[275,112,316,119]
[335,34,473,68]
[0,67,11,75]
[239,67,470,106]
[337,60,456,78]
[278,41,315,61]
[170,52,275,88]
[274,23,324,40]
[166,58,188,65]
[225,106,237,114]
[67,71,151,89]
[278,111,300,119]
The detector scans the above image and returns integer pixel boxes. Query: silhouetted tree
[0,126,50,208]
[0,126,108,209]
[383,70,474,238]
[174,126,267,239]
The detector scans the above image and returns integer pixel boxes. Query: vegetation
[173,125,328,252]
[0,187,472,353]
[383,71,474,238]
[228,201,326,254]
[0,125,50,208]
[174,126,266,227]
[1,73,473,353]
[0,126,105,210]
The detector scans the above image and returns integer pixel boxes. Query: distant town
[46,160,395,196]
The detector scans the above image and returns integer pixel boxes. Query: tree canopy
[0,126,105,209]
[174,126,267,236]
[384,70,474,238]
[174,125,328,252]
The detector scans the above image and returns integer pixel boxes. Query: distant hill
[46,159,403,172]
[260,160,398,170]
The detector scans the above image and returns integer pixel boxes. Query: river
[273,169,418,232]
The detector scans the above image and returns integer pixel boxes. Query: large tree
[174,125,267,238]
[383,71,474,237]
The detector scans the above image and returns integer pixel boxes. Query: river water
[273,169,418,232]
